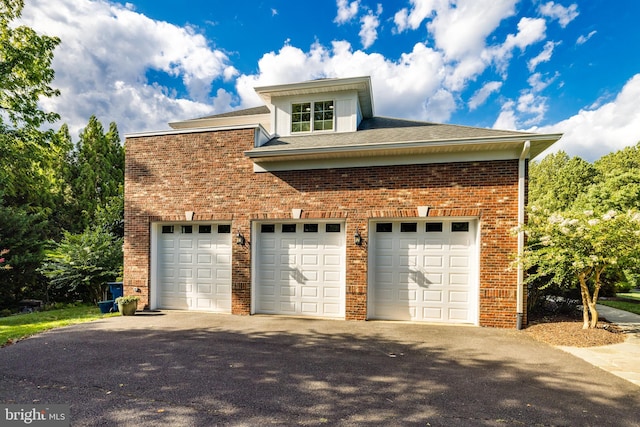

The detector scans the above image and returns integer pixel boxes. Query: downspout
[517,140,530,330]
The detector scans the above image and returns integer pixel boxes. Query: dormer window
[291,100,334,133]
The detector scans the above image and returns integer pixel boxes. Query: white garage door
[157,223,232,312]
[254,222,345,318]
[369,220,477,324]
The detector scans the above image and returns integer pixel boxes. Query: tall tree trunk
[588,268,604,329]
[578,272,592,329]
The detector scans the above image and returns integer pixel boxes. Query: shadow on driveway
[1,312,639,426]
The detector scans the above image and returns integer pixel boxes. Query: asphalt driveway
[1,312,639,426]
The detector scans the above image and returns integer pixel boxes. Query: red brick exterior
[124,128,525,328]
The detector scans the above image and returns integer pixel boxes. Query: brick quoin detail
[125,128,523,328]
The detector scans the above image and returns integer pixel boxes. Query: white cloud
[422,0,518,61]
[527,72,558,93]
[424,89,456,122]
[468,81,502,110]
[393,0,437,33]
[576,30,597,45]
[530,74,640,161]
[20,0,236,137]
[235,40,451,121]
[489,17,547,75]
[528,40,559,72]
[359,6,382,49]
[335,0,360,24]
[539,2,579,28]
[493,100,517,130]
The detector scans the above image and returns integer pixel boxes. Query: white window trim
[290,100,335,134]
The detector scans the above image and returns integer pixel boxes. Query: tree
[40,227,123,304]
[520,208,640,329]
[0,196,48,307]
[0,0,61,207]
[529,151,597,213]
[70,116,124,231]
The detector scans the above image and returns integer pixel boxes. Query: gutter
[517,140,530,330]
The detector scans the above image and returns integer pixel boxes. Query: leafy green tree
[0,196,48,307]
[0,0,61,207]
[577,142,640,213]
[40,227,123,304]
[521,209,640,328]
[529,151,597,213]
[70,116,124,231]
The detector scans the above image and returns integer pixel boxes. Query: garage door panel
[450,273,469,285]
[304,271,318,282]
[399,255,417,267]
[425,241,444,250]
[323,287,341,298]
[198,284,212,294]
[370,220,477,324]
[398,289,417,302]
[216,269,230,280]
[281,238,297,248]
[450,256,469,268]
[425,273,443,285]
[260,269,275,281]
[449,308,469,321]
[323,271,341,283]
[423,290,443,302]
[302,239,319,249]
[377,238,394,250]
[302,254,318,265]
[424,307,443,320]
[449,289,469,301]
[197,268,211,279]
[179,254,193,264]
[301,302,318,314]
[302,286,318,297]
[157,223,232,312]
[375,255,393,267]
[424,256,443,267]
[261,254,276,265]
[322,303,341,315]
[197,254,212,264]
[280,285,296,297]
[279,302,296,313]
[261,238,276,250]
[179,239,193,249]
[255,222,345,318]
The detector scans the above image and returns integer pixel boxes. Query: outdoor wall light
[236,232,246,246]
[354,228,363,246]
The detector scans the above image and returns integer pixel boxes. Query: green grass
[599,299,640,316]
[0,304,117,346]
[615,292,640,302]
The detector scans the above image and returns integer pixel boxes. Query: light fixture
[236,232,246,246]
[354,228,363,246]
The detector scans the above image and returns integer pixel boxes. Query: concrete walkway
[559,304,640,387]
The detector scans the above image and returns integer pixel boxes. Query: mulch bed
[524,314,626,347]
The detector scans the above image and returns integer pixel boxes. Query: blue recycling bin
[108,282,123,310]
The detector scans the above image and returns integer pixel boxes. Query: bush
[39,228,123,304]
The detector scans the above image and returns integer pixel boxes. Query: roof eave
[245,134,562,162]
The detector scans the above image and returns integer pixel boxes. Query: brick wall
[125,128,523,328]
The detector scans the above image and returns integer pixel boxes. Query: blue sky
[21,0,640,161]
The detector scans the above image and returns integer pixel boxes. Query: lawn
[599,299,640,316]
[0,304,117,346]
[615,292,640,302]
